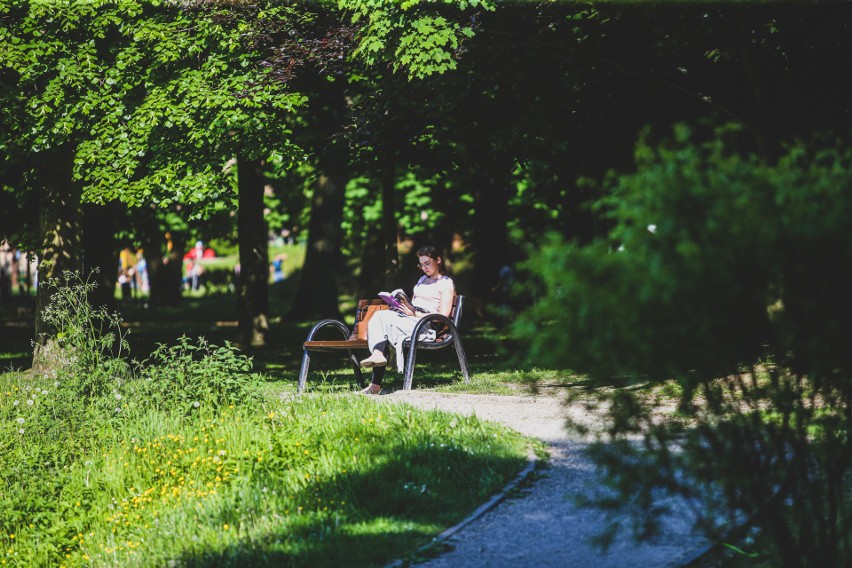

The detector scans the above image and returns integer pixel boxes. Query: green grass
[0,372,529,567]
[0,274,536,567]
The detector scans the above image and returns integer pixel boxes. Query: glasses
[416,260,434,269]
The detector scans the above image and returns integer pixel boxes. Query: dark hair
[416,245,447,275]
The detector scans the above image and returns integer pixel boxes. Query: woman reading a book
[360,245,455,394]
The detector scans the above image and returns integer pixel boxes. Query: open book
[378,289,415,311]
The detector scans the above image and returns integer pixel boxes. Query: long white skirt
[367,310,436,372]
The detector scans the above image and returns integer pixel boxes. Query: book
[378,289,415,311]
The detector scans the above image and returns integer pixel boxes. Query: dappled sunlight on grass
[1,376,529,567]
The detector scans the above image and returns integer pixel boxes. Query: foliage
[74,2,307,212]
[138,336,262,412]
[0,1,307,218]
[340,0,494,79]
[514,126,852,567]
[37,271,133,399]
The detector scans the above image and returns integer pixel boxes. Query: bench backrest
[352,296,464,340]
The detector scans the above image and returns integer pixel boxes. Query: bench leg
[348,352,365,388]
[403,343,418,391]
[453,335,472,383]
[297,349,311,394]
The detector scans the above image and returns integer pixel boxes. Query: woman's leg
[362,311,396,367]
[361,339,390,394]
[361,310,419,372]
[361,342,388,368]
[360,355,388,394]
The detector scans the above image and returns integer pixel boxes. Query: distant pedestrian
[135,248,149,294]
[118,246,137,299]
[271,253,287,283]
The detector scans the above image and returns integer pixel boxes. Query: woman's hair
[417,245,448,275]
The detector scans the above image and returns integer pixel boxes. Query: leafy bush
[515,125,852,567]
[137,336,262,412]
[0,273,262,560]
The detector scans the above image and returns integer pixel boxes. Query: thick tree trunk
[289,171,345,321]
[470,161,511,303]
[82,202,118,312]
[289,74,350,322]
[150,232,184,308]
[237,156,270,348]
[357,221,385,301]
[32,145,83,372]
[129,207,163,307]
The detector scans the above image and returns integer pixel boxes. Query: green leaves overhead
[340,0,493,79]
[1,1,307,211]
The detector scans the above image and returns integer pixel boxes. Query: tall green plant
[38,271,132,398]
[515,125,852,567]
[138,336,261,412]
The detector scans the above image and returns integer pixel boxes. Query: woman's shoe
[359,354,387,368]
[360,384,382,395]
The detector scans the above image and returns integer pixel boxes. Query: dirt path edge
[385,446,539,568]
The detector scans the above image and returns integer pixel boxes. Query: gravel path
[380,391,709,568]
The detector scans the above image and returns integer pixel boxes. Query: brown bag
[357,303,390,340]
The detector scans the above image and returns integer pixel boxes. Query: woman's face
[418,255,440,278]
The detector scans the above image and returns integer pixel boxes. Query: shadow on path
[383,391,709,568]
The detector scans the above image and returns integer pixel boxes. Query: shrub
[515,125,852,567]
[137,335,262,412]
[0,272,264,559]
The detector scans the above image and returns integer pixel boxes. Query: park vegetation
[516,127,852,567]
[0,274,529,566]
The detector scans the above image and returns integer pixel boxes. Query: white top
[412,275,455,314]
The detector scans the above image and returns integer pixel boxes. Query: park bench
[297,296,471,393]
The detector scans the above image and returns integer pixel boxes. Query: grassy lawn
[0,277,544,567]
[0,285,779,568]
[0,371,530,567]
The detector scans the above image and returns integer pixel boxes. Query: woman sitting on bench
[360,245,455,394]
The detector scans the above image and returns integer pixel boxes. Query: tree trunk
[32,145,83,372]
[289,171,345,321]
[357,220,385,301]
[237,156,270,348]
[381,149,399,290]
[82,202,118,312]
[470,161,511,303]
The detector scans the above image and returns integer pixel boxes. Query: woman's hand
[400,305,416,317]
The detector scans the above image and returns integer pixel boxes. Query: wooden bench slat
[304,339,368,350]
